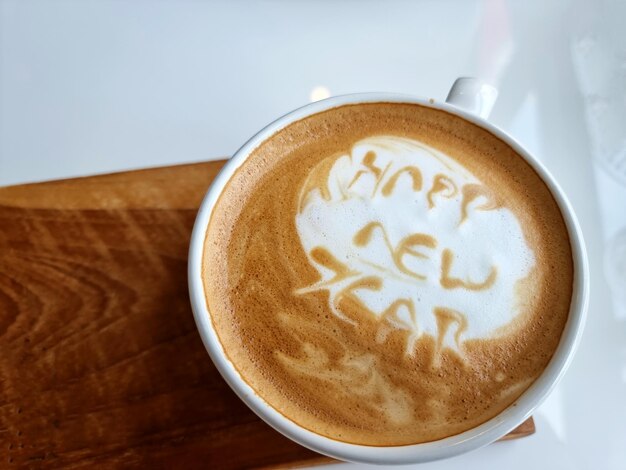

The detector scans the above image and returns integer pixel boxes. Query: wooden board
[0,161,535,469]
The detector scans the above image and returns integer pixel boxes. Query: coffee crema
[202,103,573,446]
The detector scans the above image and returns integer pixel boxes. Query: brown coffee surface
[201,103,573,446]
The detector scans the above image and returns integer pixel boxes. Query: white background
[2,1,626,469]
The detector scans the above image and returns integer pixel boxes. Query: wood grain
[0,161,534,469]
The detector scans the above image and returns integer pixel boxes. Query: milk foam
[295,136,535,355]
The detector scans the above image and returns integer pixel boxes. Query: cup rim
[187,92,589,464]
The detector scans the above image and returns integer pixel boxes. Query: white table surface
[2,1,625,468]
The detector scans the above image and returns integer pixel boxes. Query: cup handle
[445,77,498,120]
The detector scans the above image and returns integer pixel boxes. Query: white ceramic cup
[188,78,589,465]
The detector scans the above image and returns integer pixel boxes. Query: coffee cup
[188,78,588,464]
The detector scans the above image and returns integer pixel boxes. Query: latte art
[295,136,535,357]
[203,102,573,446]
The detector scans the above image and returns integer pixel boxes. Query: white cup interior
[187,93,589,465]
